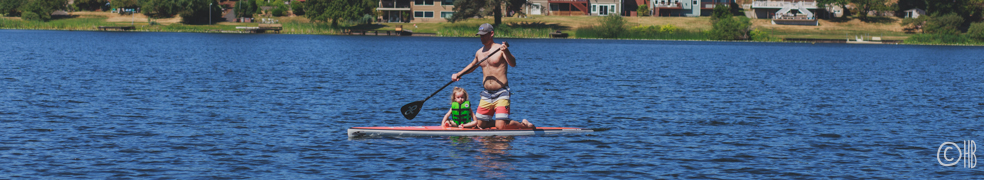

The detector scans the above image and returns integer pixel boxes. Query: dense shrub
[21,11,40,21]
[709,16,751,40]
[967,22,984,41]
[627,24,678,36]
[749,29,777,41]
[904,33,971,44]
[579,24,706,40]
[272,8,285,16]
[439,23,552,38]
[660,24,678,33]
[924,13,963,35]
[291,0,304,16]
[359,14,374,24]
[597,14,626,38]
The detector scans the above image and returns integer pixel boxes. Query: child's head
[450,87,468,104]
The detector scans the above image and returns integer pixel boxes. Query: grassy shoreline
[6,12,979,45]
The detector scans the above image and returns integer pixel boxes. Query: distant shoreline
[0,27,956,46]
[2,13,981,46]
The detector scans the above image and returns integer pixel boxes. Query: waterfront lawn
[1,17,117,31]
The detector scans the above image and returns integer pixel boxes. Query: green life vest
[451,101,472,125]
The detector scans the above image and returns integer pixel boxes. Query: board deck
[348,126,592,137]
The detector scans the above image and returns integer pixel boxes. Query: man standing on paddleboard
[451,23,535,129]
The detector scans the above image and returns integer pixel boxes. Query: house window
[442,0,453,5]
[591,5,597,12]
[415,0,434,5]
[441,11,454,18]
[609,5,615,13]
[415,11,434,18]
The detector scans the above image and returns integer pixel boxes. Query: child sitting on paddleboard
[442,87,481,128]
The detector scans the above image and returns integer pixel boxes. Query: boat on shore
[348,126,592,137]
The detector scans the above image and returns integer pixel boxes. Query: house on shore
[748,0,838,25]
[378,0,454,23]
[903,8,925,19]
[651,0,732,17]
[746,0,847,19]
[525,0,621,16]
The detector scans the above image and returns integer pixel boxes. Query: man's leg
[495,119,528,129]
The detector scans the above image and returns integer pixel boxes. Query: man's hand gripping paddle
[401,43,506,120]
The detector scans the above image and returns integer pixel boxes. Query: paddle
[401,44,505,120]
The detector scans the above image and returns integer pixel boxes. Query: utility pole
[209,3,212,25]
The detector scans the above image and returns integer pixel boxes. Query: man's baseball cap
[476,23,493,35]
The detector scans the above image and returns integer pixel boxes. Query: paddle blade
[401,101,425,120]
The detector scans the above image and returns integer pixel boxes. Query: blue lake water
[1,30,983,178]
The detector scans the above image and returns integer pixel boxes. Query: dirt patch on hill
[72,11,182,24]
[752,17,903,32]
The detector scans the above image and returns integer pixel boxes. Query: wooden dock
[98,26,135,31]
[235,24,283,33]
[772,18,818,26]
[345,29,411,36]
[549,31,569,38]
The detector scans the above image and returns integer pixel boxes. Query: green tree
[709,16,751,40]
[636,4,649,16]
[18,0,67,21]
[711,3,731,22]
[291,0,304,16]
[967,22,984,41]
[179,0,223,24]
[141,0,182,18]
[925,0,983,30]
[111,0,139,10]
[236,0,257,18]
[923,13,963,35]
[74,0,108,11]
[448,0,526,25]
[849,0,890,21]
[0,0,23,16]
[305,0,375,26]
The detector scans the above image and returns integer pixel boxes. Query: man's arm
[452,56,479,82]
[501,42,516,67]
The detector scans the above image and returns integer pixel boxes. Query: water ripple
[1,30,982,178]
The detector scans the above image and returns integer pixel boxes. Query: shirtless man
[451,23,534,129]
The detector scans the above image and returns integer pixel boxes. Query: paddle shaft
[420,47,502,103]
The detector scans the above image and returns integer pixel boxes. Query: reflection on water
[446,136,516,178]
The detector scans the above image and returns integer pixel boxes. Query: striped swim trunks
[476,87,510,121]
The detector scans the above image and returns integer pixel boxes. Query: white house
[904,8,925,19]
